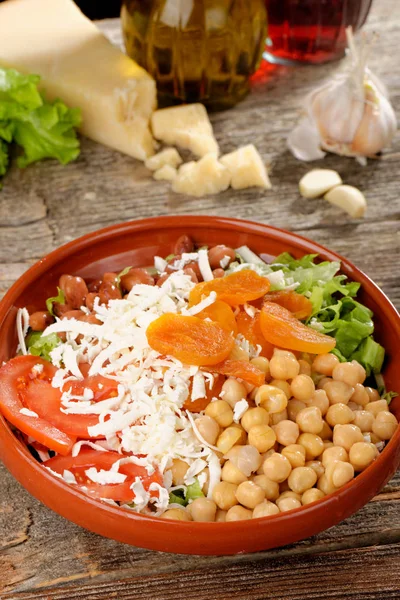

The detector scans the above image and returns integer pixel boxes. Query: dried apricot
[189,270,270,307]
[264,290,313,320]
[205,360,265,387]
[236,309,274,359]
[260,302,336,354]
[183,375,224,412]
[196,301,238,335]
[146,314,234,366]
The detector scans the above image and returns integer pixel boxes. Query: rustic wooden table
[1,3,400,599]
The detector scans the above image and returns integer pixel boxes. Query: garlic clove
[287,116,326,162]
[324,185,366,218]
[299,169,342,199]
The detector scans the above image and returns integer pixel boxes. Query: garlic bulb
[288,28,397,161]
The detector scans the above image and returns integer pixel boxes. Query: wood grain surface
[1,2,400,598]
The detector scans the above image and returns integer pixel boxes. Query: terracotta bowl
[0,216,399,555]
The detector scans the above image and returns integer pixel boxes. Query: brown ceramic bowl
[0,216,399,555]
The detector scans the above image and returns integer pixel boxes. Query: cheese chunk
[151,104,219,157]
[0,0,156,160]
[172,154,230,197]
[220,144,271,190]
[145,148,182,171]
[153,165,177,181]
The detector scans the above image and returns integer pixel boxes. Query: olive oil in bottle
[121,0,267,110]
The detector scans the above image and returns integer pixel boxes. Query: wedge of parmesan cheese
[153,165,177,181]
[145,148,182,171]
[220,144,271,190]
[151,104,219,157]
[0,0,156,160]
[172,154,230,197]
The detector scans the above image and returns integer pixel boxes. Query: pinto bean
[174,235,194,255]
[212,268,225,278]
[59,275,88,309]
[208,245,236,270]
[29,311,54,331]
[183,267,199,283]
[120,268,155,292]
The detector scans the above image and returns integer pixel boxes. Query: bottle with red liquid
[264,0,373,64]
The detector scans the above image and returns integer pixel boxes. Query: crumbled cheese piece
[151,104,219,157]
[32,363,44,375]
[63,469,77,484]
[154,256,167,273]
[19,408,39,418]
[145,147,182,171]
[185,291,217,316]
[220,144,271,190]
[16,308,30,355]
[71,440,108,457]
[184,458,208,485]
[130,477,151,511]
[243,303,256,318]
[172,154,230,197]
[198,248,214,282]
[153,164,177,182]
[191,371,206,401]
[233,399,249,423]
[85,467,127,485]
[220,255,231,269]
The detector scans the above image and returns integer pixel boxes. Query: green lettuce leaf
[169,489,186,506]
[46,287,65,316]
[186,479,205,502]
[352,337,385,376]
[26,331,61,362]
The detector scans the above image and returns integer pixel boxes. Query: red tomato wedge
[260,302,336,354]
[189,270,270,307]
[0,356,75,455]
[204,359,265,387]
[65,375,119,403]
[44,449,163,502]
[264,290,313,320]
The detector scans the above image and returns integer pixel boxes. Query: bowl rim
[0,214,399,532]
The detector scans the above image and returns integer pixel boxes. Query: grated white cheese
[191,371,206,401]
[85,467,127,485]
[184,291,217,316]
[243,303,256,318]
[71,440,108,457]
[219,255,231,269]
[19,407,39,418]
[198,248,214,282]
[32,363,44,375]
[233,399,249,423]
[154,256,168,273]
[16,308,30,355]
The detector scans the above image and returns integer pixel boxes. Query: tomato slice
[44,449,163,502]
[264,290,313,320]
[0,356,75,455]
[204,359,265,387]
[66,374,119,403]
[260,302,336,354]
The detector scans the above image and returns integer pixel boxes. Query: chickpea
[221,378,247,408]
[351,384,369,407]
[326,403,355,427]
[298,433,324,460]
[278,490,301,502]
[235,481,265,509]
[251,475,280,500]
[269,408,289,426]
[372,411,398,440]
[241,407,269,433]
[248,424,276,453]
[321,446,349,468]
[296,406,324,434]
[279,480,291,494]
[270,353,300,380]
[212,482,238,510]
[59,274,88,308]
[120,267,155,292]
[263,453,292,483]
[365,387,380,402]
[366,400,389,417]
[276,496,302,512]
[281,444,306,468]
[250,356,270,377]
[29,310,54,331]
[217,427,243,454]
[305,460,325,479]
[298,359,312,376]
[349,442,378,471]
[221,460,247,485]
[269,379,291,400]
[273,420,300,446]
[287,400,306,421]
[317,474,336,495]
[215,509,227,522]
[162,508,191,521]
[312,353,339,376]
[226,505,253,521]
[353,410,375,432]
[324,380,354,405]
[291,375,315,403]
[255,385,288,414]
[196,416,220,445]
[201,468,210,496]
[301,488,325,505]
[288,466,317,494]
[208,245,236,270]
[325,460,354,489]
[256,449,277,474]
[170,459,189,485]
[319,421,333,440]
[187,498,217,522]
[333,424,364,451]
[306,389,329,416]
[252,500,280,518]
[205,400,233,427]
[323,441,334,451]
[332,361,366,387]
[370,432,381,444]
